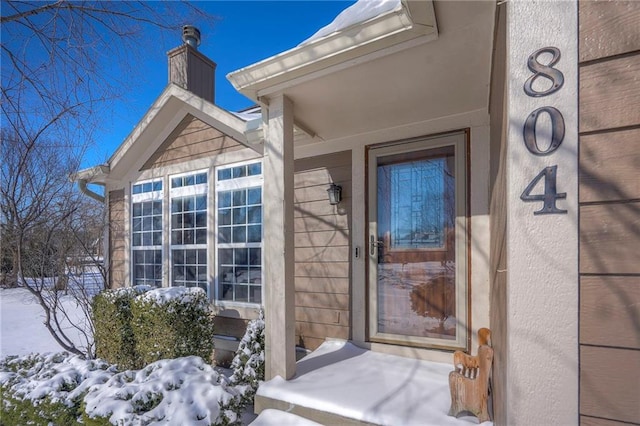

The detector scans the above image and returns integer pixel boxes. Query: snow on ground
[0,287,88,357]
[0,287,255,425]
[258,340,492,426]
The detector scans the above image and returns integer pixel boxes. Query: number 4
[520,165,567,215]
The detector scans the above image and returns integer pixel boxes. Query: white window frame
[131,178,164,287]
[214,159,264,307]
[169,169,210,294]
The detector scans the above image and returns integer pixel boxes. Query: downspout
[77,179,105,203]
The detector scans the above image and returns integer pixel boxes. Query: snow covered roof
[300,0,402,45]
[227,0,437,101]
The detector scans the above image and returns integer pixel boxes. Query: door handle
[370,235,384,256]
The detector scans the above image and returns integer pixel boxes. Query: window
[170,171,208,292]
[216,161,263,304]
[131,179,163,287]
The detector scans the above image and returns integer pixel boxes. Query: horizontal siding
[580,276,640,349]
[579,4,640,424]
[579,54,640,133]
[579,203,640,275]
[295,292,350,311]
[295,262,350,279]
[294,246,350,263]
[142,114,244,170]
[579,0,640,63]
[579,128,640,203]
[293,152,352,351]
[108,189,125,289]
[294,230,349,248]
[295,277,350,295]
[580,346,640,424]
[295,307,350,327]
[580,416,636,426]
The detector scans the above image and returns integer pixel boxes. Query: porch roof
[256,340,491,425]
[228,0,496,144]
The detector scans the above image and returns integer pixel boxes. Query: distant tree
[1,1,214,358]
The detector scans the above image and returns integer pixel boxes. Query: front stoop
[253,340,491,426]
[255,395,375,425]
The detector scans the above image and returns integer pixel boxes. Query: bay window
[131,179,163,287]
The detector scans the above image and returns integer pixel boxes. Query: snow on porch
[255,340,492,425]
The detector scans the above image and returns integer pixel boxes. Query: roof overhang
[76,84,253,185]
[228,0,438,102]
[226,1,496,144]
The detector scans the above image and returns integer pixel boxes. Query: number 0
[523,106,565,156]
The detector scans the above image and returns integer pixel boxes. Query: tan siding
[142,114,244,170]
[579,0,640,63]
[295,262,350,279]
[580,346,640,424]
[579,203,640,275]
[294,230,349,248]
[295,277,350,295]
[579,54,640,133]
[579,4,640,424]
[580,276,640,349]
[579,128,640,203]
[580,416,635,426]
[108,189,126,289]
[295,307,350,327]
[294,246,350,263]
[295,292,350,311]
[293,152,351,350]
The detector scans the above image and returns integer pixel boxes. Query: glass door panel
[368,133,467,349]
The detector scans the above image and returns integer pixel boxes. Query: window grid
[132,177,162,288]
[170,172,208,292]
[216,161,262,304]
[172,248,207,290]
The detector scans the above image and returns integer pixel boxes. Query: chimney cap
[182,25,201,49]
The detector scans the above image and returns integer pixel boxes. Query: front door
[367,132,468,350]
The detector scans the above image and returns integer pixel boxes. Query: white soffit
[227,0,438,100]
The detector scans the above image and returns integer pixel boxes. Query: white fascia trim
[108,84,251,172]
[72,164,110,184]
[227,0,437,100]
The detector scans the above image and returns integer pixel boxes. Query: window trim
[169,169,210,294]
[130,178,164,288]
[214,159,264,308]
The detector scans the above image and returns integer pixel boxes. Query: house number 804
[520,46,568,215]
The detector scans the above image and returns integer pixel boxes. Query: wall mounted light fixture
[327,183,342,205]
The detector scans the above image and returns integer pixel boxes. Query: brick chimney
[167,25,216,103]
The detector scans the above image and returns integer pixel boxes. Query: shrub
[220,310,265,423]
[92,286,151,370]
[1,385,81,426]
[131,287,215,366]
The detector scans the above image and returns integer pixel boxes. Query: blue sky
[86,1,356,168]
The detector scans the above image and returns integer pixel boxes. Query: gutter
[71,164,110,203]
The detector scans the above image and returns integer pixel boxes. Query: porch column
[500,0,579,424]
[263,94,296,380]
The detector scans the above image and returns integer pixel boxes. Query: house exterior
[76,1,639,424]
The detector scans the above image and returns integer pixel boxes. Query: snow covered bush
[0,352,116,425]
[82,356,238,425]
[131,287,215,366]
[220,310,265,422]
[92,286,151,370]
[0,353,242,425]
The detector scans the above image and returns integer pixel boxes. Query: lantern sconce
[327,183,342,205]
